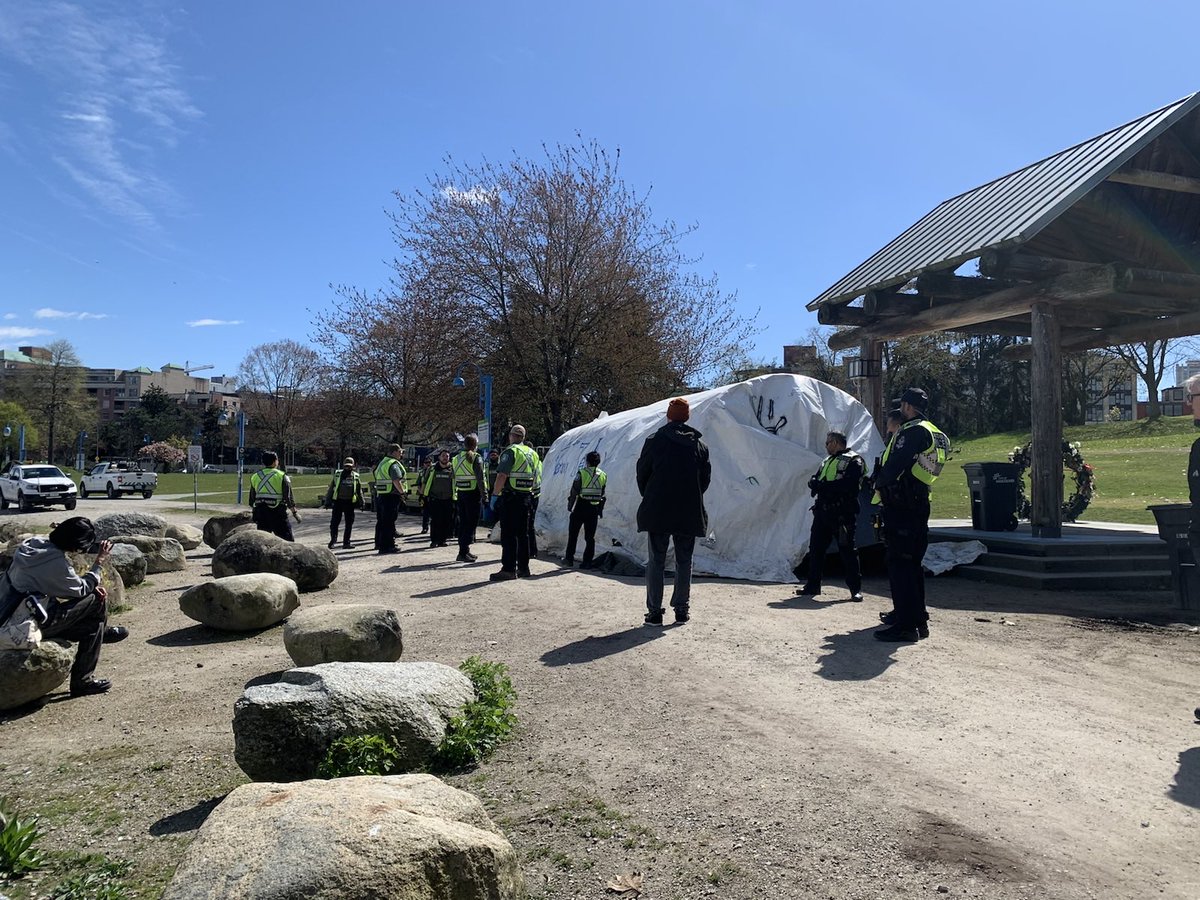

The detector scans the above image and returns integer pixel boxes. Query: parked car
[79,461,157,499]
[201,464,223,473]
[0,463,78,511]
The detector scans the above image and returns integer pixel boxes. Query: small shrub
[51,868,131,900]
[317,734,403,778]
[432,656,518,771]
[0,796,45,877]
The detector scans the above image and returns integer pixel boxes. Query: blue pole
[18,425,25,464]
[237,412,246,504]
[480,374,493,452]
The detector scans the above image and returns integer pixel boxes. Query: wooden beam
[948,319,1032,338]
[864,291,932,317]
[979,250,1097,280]
[1001,307,1200,358]
[1107,168,1200,195]
[1117,267,1200,299]
[826,265,1118,351]
[859,338,884,434]
[915,270,1015,300]
[1029,303,1063,538]
[817,303,871,326]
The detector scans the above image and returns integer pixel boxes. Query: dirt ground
[1,495,1198,900]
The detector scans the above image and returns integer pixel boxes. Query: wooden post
[1030,302,1063,539]
[859,339,884,434]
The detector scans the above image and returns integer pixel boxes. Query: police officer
[1184,373,1200,721]
[564,450,606,568]
[422,449,457,548]
[874,387,949,642]
[373,444,407,555]
[489,425,537,581]
[249,450,295,541]
[324,457,364,548]
[452,434,488,562]
[796,431,865,601]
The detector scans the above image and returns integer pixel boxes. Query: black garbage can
[962,462,1019,532]
[1147,503,1200,610]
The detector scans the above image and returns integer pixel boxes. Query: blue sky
[2,1,1199,381]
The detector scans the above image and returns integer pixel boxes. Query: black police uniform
[799,449,865,596]
[875,417,936,635]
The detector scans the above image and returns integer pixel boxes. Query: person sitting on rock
[1,517,125,696]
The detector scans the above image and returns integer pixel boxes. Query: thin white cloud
[2,314,16,320]
[441,185,497,206]
[0,5,201,228]
[34,307,107,320]
[0,327,51,340]
[187,319,243,327]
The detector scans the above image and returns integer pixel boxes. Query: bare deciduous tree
[237,340,324,461]
[1108,339,1174,420]
[313,287,477,447]
[384,138,755,439]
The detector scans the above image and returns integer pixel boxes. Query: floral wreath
[1007,441,1096,523]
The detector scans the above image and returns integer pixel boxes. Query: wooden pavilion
[808,91,1200,538]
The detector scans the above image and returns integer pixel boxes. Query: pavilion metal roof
[807,91,1200,310]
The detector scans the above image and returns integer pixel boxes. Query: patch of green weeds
[49,855,131,900]
[549,851,573,870]
[317,734,403,778]
[431,657,517,771]
[621,822,665,850]
[523,845,551,861]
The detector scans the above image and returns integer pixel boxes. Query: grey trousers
[41,593,106,684]
[645,533,695,613]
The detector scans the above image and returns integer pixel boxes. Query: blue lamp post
[452,363,493,452]
[219,410,248,503]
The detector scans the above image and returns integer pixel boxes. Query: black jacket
[636,422,711,536]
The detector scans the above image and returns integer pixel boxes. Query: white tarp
[535,373,886,582]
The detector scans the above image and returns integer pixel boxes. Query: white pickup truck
[79,462,157,499]
[0,464,78,511]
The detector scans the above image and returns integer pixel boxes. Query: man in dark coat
[636,397,711,626]
[1186,373,1200,721]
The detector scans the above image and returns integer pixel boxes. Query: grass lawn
[152,473,333,508]
[931,416,1197,525]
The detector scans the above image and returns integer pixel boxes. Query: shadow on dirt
[1168,746,1200,809]
[540,625,668,666]
[149,795,226,835]
[147,624,266,646]
[815,624,908,681]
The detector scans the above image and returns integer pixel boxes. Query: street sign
[478,420,490,452]
[187,444,203,471]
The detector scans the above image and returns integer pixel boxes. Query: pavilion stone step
[953,565,1170,592]
[949,536,1167,558]
[975,552,1169,574]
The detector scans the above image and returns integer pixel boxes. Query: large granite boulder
[0,641,75,710]
[179,573,299,631]
[160,774,522,900]
[0,522,29,543]
[213,530,338,592]
[283,605,403,667]
[165,523,204,551]
[109,535,186,574]
[233,662,473,782]
[203,511,254,549]
[108,542,147,587]
[93,512,168,540]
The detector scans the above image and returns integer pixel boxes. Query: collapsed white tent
[535,373,887,582]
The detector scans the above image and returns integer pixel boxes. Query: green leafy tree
[5,340,90,464]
